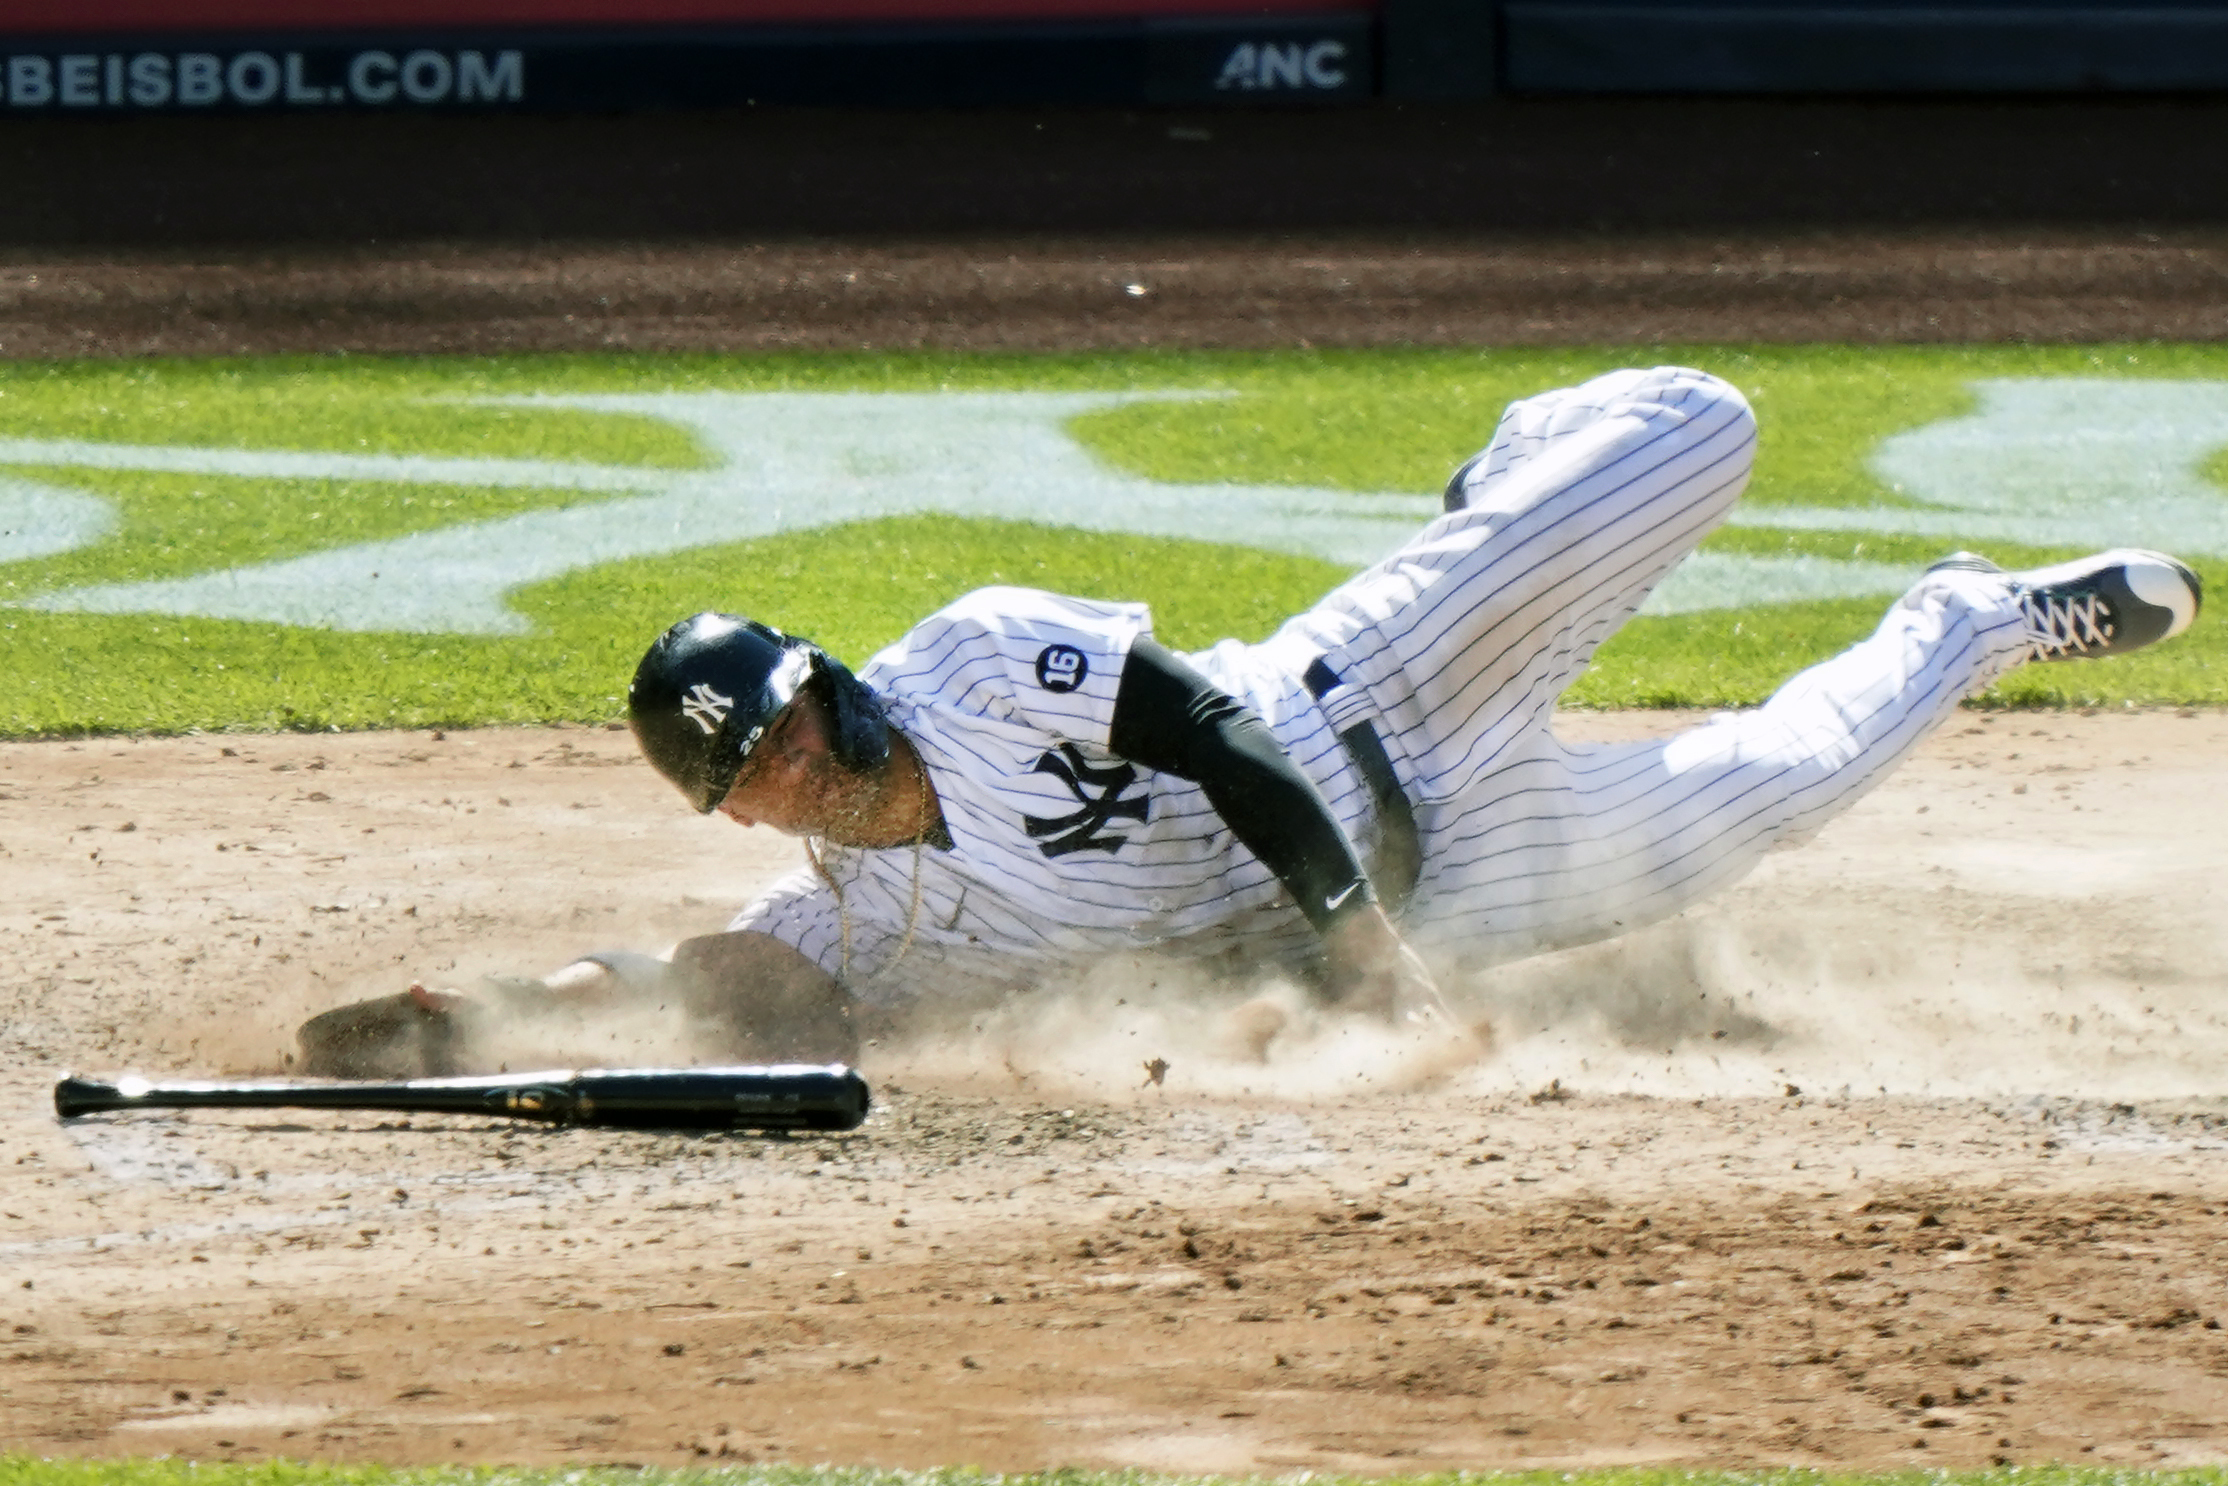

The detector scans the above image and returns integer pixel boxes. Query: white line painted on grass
[1638,549,1920,615]
[0,435,663,492]
[0,475,112,565]
[1841,378,2228,555]
[16,391,1435,633]
[4,379,2224,635]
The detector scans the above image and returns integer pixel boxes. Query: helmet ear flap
[812,652,892,772]
[630,613,892,813]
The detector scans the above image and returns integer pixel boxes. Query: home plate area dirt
[4,709,2228,1472]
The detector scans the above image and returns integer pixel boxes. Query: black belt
[1303,657,1421,911]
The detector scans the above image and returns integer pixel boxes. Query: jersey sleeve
[1111,637,1375,933]
[730,860,1017,1008]
[725,864,916,993]
[726,868,851,982]
[861,586,1149,752]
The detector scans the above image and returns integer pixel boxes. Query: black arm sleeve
[1109,637,1375,933]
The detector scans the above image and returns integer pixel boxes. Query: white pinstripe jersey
[726,369,1836,1003]
[728,586,1378,1005]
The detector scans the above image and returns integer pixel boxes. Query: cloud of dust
[242,932,718,1078]
[1438,904,2228,1103]
[248,895,2228,1106]
[864,896,2228,1104]
[871,956,1496,1105]
[454,1003,714,1075]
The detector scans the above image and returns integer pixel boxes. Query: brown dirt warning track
[14,231,2228,356]
[3,708,2227,1472]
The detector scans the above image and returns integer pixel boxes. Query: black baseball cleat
[1927,549,2203,661]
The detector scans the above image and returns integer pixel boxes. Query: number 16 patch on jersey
[1035,643,1089,692]
[854,584,1157,862]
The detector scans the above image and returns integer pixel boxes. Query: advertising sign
[0,4,1373,110]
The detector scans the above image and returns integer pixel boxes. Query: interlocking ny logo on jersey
[680,682,735,735]
[1022,744,1149,857]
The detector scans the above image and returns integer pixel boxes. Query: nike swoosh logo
[1324,882,1363,914]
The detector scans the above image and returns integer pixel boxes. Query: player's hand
[1319,905,1460,1036]
[407,981,471,1017]
[297,981,480,1078]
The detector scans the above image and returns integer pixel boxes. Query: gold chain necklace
[809,742,930,986]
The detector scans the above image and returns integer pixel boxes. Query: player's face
[713,697,878,842]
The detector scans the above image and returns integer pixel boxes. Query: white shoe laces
[2020,588,2113,658]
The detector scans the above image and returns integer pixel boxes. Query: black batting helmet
[627,612,892,814]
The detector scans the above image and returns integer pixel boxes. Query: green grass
[1562,567,2228,711]
[0,359,709,465]
[1,346,2223,736]
[4,1462,2227,1486]
[0,519,1349,734]
[1600,526,2228,710]
[0,468,618,593]
[1067,343,2206,510]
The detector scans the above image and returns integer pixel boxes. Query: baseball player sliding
[300,367,2203,1076]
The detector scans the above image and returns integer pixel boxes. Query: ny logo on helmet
[680,683,736,735]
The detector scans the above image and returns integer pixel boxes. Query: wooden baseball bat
[53,1064,870,1132]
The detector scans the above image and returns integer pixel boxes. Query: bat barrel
[572,1065,870,1130]
[53,1065,870,1132]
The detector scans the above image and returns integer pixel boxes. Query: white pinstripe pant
[1265,365,2033,970]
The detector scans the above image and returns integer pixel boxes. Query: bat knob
[54,1075,116,1119]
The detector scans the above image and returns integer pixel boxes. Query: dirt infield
[4,708,2226,1471]
[9,87,2228,1472]
[15,96,2228,357]
[11,231,2228,357]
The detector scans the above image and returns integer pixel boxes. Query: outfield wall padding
[1507,4,2228,95]
[12,99,2228,246]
